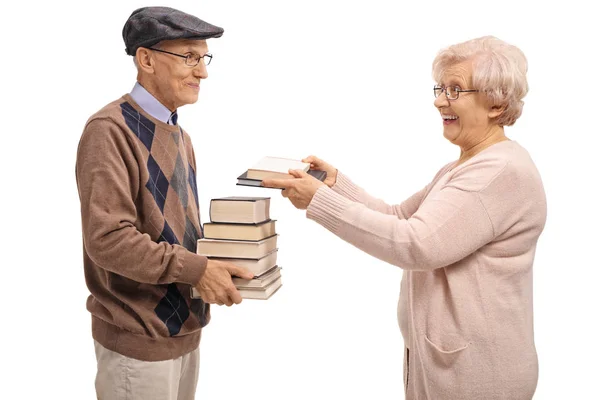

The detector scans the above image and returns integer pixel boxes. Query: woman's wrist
[328,168,339,188]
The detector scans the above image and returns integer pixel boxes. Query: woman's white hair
[432,36,528,126]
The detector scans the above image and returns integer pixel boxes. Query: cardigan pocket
[424,335,469,368]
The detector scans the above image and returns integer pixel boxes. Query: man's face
[149,39,209,110]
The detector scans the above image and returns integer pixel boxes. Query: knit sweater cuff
[331,171,362,202]
[178,251,207,286]
[306,186,353,234]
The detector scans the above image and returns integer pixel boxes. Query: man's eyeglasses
[433,85,479,100]
[148,48,213,67]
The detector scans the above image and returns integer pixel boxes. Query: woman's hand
[302,155,338,188]
[261,169,326,210]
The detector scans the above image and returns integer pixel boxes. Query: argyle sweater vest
[76,94,210,361]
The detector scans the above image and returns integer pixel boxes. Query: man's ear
[135,47,155,73]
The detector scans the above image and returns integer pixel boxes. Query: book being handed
[237,156,327,188]
[260,154,340,209]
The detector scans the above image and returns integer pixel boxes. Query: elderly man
[75,6,253,399]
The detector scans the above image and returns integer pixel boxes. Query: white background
[1,0,599,399]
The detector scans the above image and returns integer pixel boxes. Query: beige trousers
[94,340,200,400]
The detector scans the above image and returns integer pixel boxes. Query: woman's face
[434,60,499,146]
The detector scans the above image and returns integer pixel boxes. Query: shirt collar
[130,82,178,125]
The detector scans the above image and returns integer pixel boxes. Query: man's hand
[262,169,326,210]
[302,155,338,188]
[194,260,254,306]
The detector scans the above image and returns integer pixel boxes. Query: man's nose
[194,60,208,79]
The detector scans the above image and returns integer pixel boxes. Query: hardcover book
[209,197,270,224]
[203,219,277,241]
[236,170,327,188]
[247,156,310,180]
[196,234,278,259]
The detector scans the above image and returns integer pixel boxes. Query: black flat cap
[122,6,224,56]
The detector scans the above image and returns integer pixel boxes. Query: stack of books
[193,196,282,300]
[237,156,327,188]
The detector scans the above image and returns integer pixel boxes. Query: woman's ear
[488,104,506,120]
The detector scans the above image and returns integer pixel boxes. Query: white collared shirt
[129,82,178,125]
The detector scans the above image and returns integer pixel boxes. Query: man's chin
[178,95,200,107]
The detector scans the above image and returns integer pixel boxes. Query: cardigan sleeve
[330,171,429,219]
[306,167,497,271]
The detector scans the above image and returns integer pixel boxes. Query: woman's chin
[443,129,459,143]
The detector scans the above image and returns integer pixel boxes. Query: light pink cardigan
[306,140,546,399]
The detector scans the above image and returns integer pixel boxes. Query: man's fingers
[215,284,239,306]
[215,288,229,305]
[223,282,243,305]
[228,287,243,305]
[223,295,234,307]
[209,290,222,305]
[196,268,246,306]
[227,264,255,280]
[200,287,215,303]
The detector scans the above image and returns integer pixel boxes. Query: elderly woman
[262,36,546,400]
